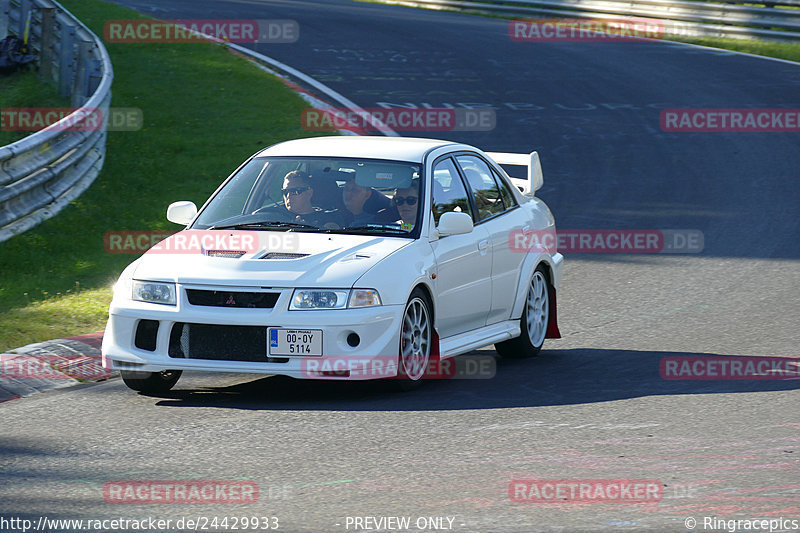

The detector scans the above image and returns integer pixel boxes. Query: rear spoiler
[486,151,543,195]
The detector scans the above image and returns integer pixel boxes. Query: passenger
[392,183,420,229]
[342,177,375,226]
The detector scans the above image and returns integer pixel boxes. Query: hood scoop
[261,252,310,260]
[204,250,246,258]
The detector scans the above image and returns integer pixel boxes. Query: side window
[456,155,505,220]
[493,168,518,210]
[432,158,474,225]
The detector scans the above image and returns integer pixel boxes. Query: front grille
[168,323,288,363]
[186,289,280,308]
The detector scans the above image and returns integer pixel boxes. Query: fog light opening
[346,332,360,348]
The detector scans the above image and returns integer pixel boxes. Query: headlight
[349,289,381,308]
[290,289,349,310]
[289,289,382,310]
[132,280,177,305]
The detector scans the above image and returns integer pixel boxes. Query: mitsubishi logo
[225,295,236,305]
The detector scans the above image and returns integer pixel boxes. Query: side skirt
[439,321,521,359]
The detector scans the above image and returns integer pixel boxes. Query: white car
[102,136,563,392]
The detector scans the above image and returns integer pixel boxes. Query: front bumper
[102,285,405,380]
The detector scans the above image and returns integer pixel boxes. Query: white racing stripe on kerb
[225,42,399,137]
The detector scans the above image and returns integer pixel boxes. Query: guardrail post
[58,23,76,97]
[72,40,91,106]
[87,52,103,95]
[0,0,10,39]
[39,7,56,82]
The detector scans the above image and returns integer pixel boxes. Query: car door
[428,157,493,339]
[455,154,528,325]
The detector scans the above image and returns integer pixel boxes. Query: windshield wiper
[208,221,319,231]
[329,224,412,235]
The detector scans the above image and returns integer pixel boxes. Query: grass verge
[0,0,326,352]
[0,69,67,146]
[0,287,111,351]
[665,35,800,63]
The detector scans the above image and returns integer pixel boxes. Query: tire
[495,265,550,359]
[121,370,182,393]
[392,288,433,391]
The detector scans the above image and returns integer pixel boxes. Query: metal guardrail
[0,0,113,243]
[380,0,800,40]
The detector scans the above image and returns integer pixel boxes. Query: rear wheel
[121,370,182,393]
[495,266,550,358]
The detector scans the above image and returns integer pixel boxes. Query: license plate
[268,328,322,356]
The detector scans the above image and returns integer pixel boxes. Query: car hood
[132,230,411,288]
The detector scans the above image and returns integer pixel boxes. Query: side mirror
[167,201,197,225]
[437,211,473,237]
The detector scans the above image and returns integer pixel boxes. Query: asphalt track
[1,1,798,532]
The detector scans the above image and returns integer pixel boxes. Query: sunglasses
[394,196,418,206]
[282,186,310,196]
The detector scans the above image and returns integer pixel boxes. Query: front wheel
[495,266,550,358]
[121,370,182,393]
[392,288,433,391]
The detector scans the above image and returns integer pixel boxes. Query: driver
[282,170,315,217]
[281,171,342,228]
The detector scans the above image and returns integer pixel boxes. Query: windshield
[193,156,423,236]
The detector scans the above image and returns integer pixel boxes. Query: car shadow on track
[143,348,800,411]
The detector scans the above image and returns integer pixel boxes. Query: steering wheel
[251,205,292,221]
